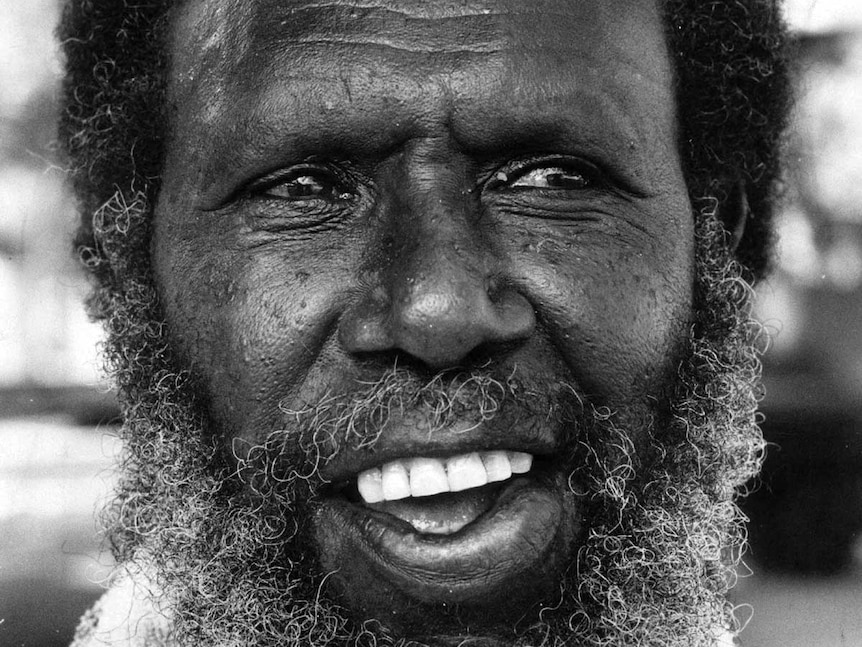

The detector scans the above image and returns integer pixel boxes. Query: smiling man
[60,1,790,646]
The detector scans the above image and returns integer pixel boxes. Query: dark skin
[154,0,695,636]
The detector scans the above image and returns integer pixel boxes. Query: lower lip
[316,474,573,604]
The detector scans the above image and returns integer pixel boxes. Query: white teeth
[446,452,488,492]
[508,451,533,474]
[355,450,535,504]
[481,450,513,482]
[408,457,449,497]
[380,461,411,500]
[356,466,384,504]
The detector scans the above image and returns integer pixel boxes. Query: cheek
[153,214,351,446]
[510,226,694,403]
[218,277,330,437]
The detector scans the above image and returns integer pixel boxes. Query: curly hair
[58,0,791,300]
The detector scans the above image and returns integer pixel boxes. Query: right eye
[236,162,366,233]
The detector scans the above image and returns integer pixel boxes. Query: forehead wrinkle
[247,4,510,57]
[282,38,504,56]
[262,0,526,20]
[172,0,668,106]
[282,0,653,21]
[166,0,679,202]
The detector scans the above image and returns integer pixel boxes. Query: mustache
[283,365,533,449]
[233,364,588,495]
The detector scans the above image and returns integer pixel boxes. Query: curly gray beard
[89,189,764,646]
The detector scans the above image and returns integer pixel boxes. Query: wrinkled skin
[153,0,698,639]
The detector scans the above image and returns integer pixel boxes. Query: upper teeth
[356,451,533,504]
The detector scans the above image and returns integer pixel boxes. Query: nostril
[339,263,535,369]
[339,288,536,370]
[389,289,535,370]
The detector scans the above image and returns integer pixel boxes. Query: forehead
[165,0,675,191]
[170,0,667,72]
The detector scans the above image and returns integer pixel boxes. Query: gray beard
[91,189,764,647]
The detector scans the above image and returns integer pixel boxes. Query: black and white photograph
[1,1,860,645]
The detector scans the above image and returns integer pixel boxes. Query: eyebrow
[447,103,662,200]
[187,68,668,209]
[173,2,676,202]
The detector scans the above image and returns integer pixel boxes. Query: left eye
[256,169,350,202]
[507,166,594,190]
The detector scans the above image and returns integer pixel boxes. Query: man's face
[150,0,705,641]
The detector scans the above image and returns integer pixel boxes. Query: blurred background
[1,1,861,645]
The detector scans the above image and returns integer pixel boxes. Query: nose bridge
[384,142,502,348]
[338,139,536,369]
[388,151,484,302]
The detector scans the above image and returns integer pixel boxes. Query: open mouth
[316,446,578,609]
[337,450,535,535]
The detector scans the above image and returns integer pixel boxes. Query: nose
[340,259,536,370]
[338,159,535,370]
